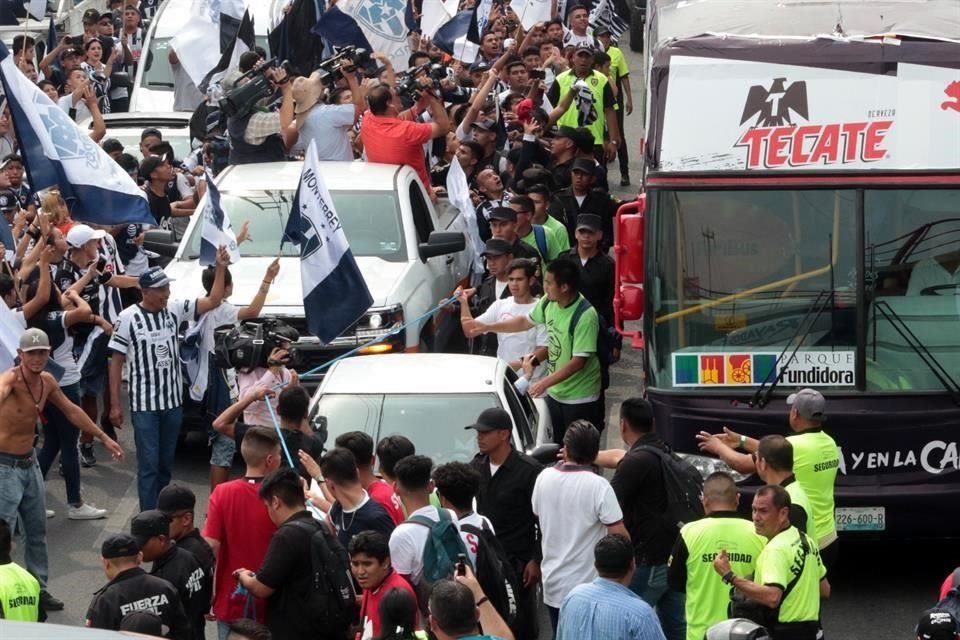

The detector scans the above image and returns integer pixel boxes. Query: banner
[672,350,856,387]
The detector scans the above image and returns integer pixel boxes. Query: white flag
[446,157,483,277]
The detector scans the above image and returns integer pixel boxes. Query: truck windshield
[648,187,960,392]
[140,36,270,90]
[182,189,407,261]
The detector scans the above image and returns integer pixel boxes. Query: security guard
[755,435,816,541]
[131,510,208,639]
[668,472,765,640]
[157,483,214,621]
[713,485,830,640]
[697,388,840,568]
[86,533,191,637]
[0,520,43,622]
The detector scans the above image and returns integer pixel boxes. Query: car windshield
[182,190,407,261]
[310,393,501,464]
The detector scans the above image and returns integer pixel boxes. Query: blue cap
[138,266,175,289]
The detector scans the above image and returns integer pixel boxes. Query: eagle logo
[740,78,809,127]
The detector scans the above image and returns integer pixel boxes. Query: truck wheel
[630,9,644,53]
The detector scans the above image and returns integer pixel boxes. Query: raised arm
[195,247,228,316]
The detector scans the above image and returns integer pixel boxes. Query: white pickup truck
[161,160,471,384]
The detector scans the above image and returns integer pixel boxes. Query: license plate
[835,506,886,531]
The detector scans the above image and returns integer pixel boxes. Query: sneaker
[40,590,64,611]
[620,175,631,187]
[80,444,97,468]
[46,509,55,519]
[68,503,108,520]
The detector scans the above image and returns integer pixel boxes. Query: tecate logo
[734,78,893,169]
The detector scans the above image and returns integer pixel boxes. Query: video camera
[218,57,293,119]
[214,318,301,372]
[395,62,450,102]
[315,45,375,85]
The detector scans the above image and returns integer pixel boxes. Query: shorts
[78,370,106,396]
[79,333,110,396]
[209,431,237,467]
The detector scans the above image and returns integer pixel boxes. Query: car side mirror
[419,231,465,261]
[528,443,561,465]
[142,229,178,257]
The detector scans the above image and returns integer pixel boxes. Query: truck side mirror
[142,229,179,257]
[419,231,466,261]
[528,443,561,465]
[614,195,646,348]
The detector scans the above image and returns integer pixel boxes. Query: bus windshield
[648,187,960,392]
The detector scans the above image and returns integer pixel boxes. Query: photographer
[223,65,295,165]
[287,62,364,161]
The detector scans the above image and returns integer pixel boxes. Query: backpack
[931,568,960,631]
[531,225,549,261]
[409,508,472,586]
[568,297,619,389]
[636,443,705,531]
[460,521,521,629]
[287,519,357,634]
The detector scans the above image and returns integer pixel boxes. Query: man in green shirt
[510,195,566,263]
[596,27,633,186]
[526,184,571,253]
[756,435,816,542]
[465,259,604,441]
[713,485,830,640]
[667,472,764,640]
[0,520,43,622]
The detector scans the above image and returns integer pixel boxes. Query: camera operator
[287,63,363,161]
[223,65,294,165]
[360,80,450,200]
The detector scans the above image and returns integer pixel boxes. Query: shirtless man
[0,327,123,611]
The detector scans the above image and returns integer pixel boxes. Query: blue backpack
[408,508,471,586]
[532,225,549,261]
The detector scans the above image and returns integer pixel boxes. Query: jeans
[0,454,48,587]
[628,563,686,640]
[217,621,230,640]
[131,406,183,511]
[37,383,82,506]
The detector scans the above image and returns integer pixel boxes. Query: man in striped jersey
[108,249,228,511]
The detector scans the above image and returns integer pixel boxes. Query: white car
[308,354,555,465]
[83,112,193,161]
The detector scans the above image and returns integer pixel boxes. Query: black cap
[488,206,517,222]
[574,43,595,55]
[465,407,513,432]
[60,47,82,59]
[98,12,115,23]
[469,60,491,73]
[594,26,612,37]
[101,138,124,154]
[139,155,163,180]
[140,127,162,141]
[130,509,170,547]
[119,611,164,635]
[576,213,602,232]
[571,157,596,175]
[556,125,579,140]
[82,8,100,23]
[481,238,514,257]
[471,118,496,132]
[157,483,196,514]
[101,533,140,559]
[917,609,958,640]
[0,189,17,210]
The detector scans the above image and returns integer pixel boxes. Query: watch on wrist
[722,570,736,585]
[738,435,746,451]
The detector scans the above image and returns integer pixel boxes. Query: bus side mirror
[614,195,645,348]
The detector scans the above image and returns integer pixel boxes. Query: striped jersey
[108,299,197,411]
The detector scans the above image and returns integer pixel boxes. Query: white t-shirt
[458,511,495,569]
[475,297,547,377]
[389,505,462,586]
[58,94,91,123]
[531,464,624,607]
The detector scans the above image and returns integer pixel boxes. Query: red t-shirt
[359,570,418,638]
[202,477,277,623]
[368,479,404,525]
[360,111,434,191]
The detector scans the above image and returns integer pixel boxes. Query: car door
[501,370,535,451]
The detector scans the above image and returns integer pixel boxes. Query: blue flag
[198,169,240,266]
[314,0,410,71]
[312,5,372,56]
[434,10,472,56]
[46,15,56,54]
[0,41,153,226]
[282,141,372,343]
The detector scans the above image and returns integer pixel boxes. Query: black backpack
[288,519,357,635]
[637,444,705,531]
[568,297,620,390]
[930,569,960,632]
[460,521,521,630]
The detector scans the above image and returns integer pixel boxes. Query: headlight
[355,305,404,340]
[368,313,384,329]
[676,453,752,483]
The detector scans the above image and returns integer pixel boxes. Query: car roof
[320,354,506,395]
[215,161,403,192]
[100,113,191,128]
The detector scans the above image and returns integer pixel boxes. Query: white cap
[65,224,106,248]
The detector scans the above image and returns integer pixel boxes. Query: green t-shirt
[528,294,601,402]
[0,561,41,622]
[787,430,840,547]
[521,224,567,262]
[755,526,826,624]
[784,479,817,544]
[542,215,571,252]
[678,515,766,640]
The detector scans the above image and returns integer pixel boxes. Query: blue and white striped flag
[318,0,411,71]
[282,141,372,343]
[0,41,153,226]
[198,169,240,266]
[589,0,628,42]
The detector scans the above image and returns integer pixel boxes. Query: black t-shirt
[257,511,322,640]
[86,567,190,638]
[116,223,144,264]
[147,186,172,229]
[328,495,396,546]
[150,544,207,639]
[279,429,324,481]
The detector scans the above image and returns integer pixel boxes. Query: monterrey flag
[0,42,152,226]
[198,169,240,266]
[282,141,372,343]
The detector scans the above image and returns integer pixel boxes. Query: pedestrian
[433,461,496,569]
[0,519,44,621]
[427,569,514,640]
[754,435,815,539]
[131,509,209,640]
[567,213,615,326]
[712,485,830,640]
[319,447,396,545]
[510,195,566,263]
[226,618,274,640]
[203,427,281,636]
[557,534,666,640]
[0,328,123,613]
[549,159,617,245]
[462,238,516,358]
[85,533,191,638]
[157,483,215,623]
[532,420,628,632]
[108,258,228,511]
[595,27,633,186]
[348,530,419,638]
[376,434,416,488]
[667,472,765,640]
[335,431,405,525]
[487,206,542,263]
[374,587,423,640]
[697,389,841,569]
[468,407,544,639]
[916,610,959,640]
[609,398,686,640]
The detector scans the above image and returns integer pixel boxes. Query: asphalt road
[26,45,955,640]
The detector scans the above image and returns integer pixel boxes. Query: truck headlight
[368,313,384,330]
[676,453,752,484]
[355,305,404,342]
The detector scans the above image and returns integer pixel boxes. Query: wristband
[739,435,746,450]
[722,570,736,585]
[476,596,489,607]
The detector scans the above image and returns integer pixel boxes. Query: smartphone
[456,553,467,576]
[529,68,546,81]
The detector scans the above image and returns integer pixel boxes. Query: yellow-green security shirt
[552,70,614,146]
[0,561,41,621]
[668,512,766,640]
[528,294,601,402]
[754,526,826,624]
[787,429,840,548]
